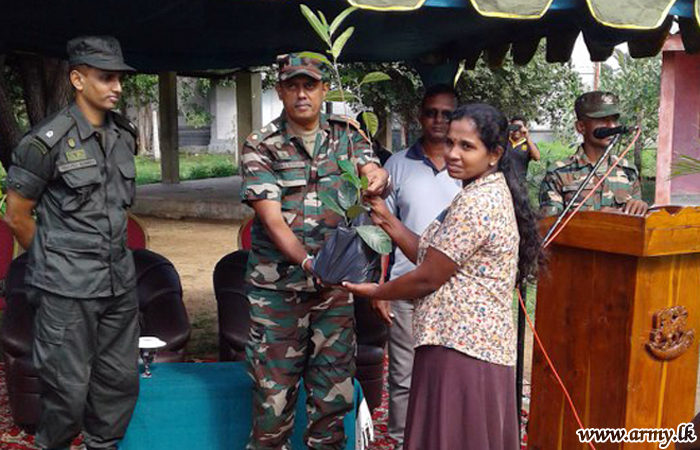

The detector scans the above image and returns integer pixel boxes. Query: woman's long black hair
[451,103,544,284]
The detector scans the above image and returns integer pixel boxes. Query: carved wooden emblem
[646,306,695,361]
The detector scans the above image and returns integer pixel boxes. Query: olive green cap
[67,36,135,72]
[575,91,621,119]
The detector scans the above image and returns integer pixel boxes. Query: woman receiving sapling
[343,103,543,450]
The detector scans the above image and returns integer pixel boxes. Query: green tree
[600,49,661,174]
[334,46,584,147]
[178,77,212,129]
[455,45,584,143]
[0,54,71,171]
[340,62,422,142]
[119,74,159,153]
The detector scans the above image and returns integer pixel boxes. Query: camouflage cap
[575,91,621,119]
[277,53,329,81]
[67,36,135,72]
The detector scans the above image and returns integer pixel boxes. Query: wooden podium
[529,207,700,450]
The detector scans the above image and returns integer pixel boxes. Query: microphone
[593,126,631,139]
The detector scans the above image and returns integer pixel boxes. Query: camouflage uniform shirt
[240,113,377,292]
[539,145,641,217]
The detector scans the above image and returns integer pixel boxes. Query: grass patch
[186,312,219,360]
[136,154,237,185]
[513,283,537,320]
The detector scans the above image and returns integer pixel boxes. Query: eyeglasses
[422,108,453,121]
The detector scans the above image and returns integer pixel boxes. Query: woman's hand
[365,196,393,228]
[371,299,394,325]
[342,282,380,298]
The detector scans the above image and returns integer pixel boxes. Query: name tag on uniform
[273,161,307,171]
[278,179,308,188]
[58,158,98,173]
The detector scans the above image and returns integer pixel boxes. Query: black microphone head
[593,125,630,139]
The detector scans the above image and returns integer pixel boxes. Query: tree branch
[45,58,70,115]
[18,54,46,126]
[0,56,22,171]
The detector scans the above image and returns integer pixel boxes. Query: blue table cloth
[118,362,357,450]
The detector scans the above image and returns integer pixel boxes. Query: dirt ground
[140,217,241,359]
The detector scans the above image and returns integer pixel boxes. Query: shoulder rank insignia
[247,123,279,147]
[35,113,74,150]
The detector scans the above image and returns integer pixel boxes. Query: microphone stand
[542,134,621,244]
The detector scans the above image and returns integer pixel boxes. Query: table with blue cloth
[118,362,359,450]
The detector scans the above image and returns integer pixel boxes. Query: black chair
[134,248,191,362]
[213,250,250,362]
[0,249,191,431]
[213,250,389,411]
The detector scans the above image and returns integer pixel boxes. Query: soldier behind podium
[4,36,140,450]
[239,53,389,449]
[539,91,648,217]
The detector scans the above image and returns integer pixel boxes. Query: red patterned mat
[0,363,39,450]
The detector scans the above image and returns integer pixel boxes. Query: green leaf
[338,181,358,209]
[325,90,356,102]
[359,72,391,85]
[355,225,392,255]
[329,6,358,37]
[318,191,345,217]
[338,159,361,181]
[454,60,466,87]
[361,111,379,137]
[341,173,362,190]
[331,27,354,59]
[338,159,357,176]
[300,4,330,45]
[360,176,369,191]
[298,51,332,68]
[346,205,366,220]
[671,155,700,177]
[318,10,329,29]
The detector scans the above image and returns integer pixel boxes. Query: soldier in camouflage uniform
[239,53,389,449]
[539,91,649,217]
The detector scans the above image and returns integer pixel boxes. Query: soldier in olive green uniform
[4,36,139,450]
[240,54,389,450]
[539,91,648,217]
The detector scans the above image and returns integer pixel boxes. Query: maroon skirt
[404,345,519,450]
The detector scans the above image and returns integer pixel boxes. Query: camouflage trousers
[246,286,356,450]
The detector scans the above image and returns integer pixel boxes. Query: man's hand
[302,257,314,274]
[371,299,393,325]
[360,164,389,197]
[622,199,648,216]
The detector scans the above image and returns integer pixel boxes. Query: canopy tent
[0,0,699,73]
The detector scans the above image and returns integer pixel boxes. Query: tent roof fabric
[0,0,697,72]
[352,0,688,30]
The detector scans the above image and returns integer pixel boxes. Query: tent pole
[158,72,180,184]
